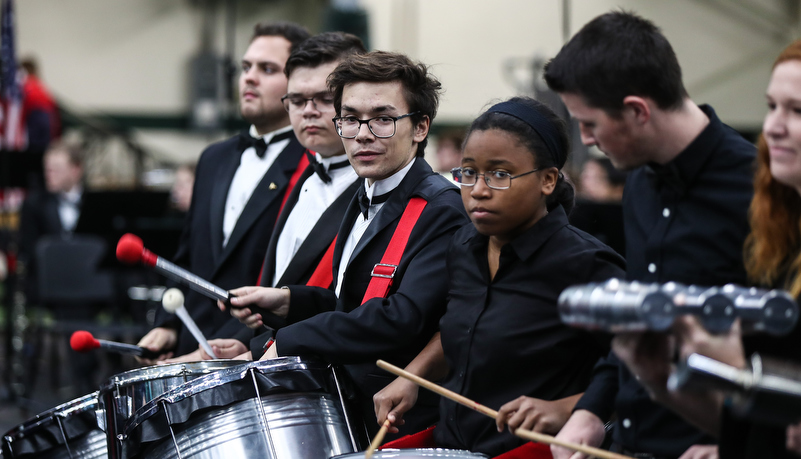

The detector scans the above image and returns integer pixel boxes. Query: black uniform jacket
[274,158,469,434]
[240,162,361,352]
[260,164,361,290]
[154,131,306,356]
[18,190,68,303]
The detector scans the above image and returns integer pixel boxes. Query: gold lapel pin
[269,182,277,190]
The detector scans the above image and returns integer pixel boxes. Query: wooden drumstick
[365,419,391,459]
[376,359,634,459]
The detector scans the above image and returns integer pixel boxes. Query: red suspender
[360,197,428,305]
[278,153,311,216]
[255,151,311,285]
[305,237,337,288]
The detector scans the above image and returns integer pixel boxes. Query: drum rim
[98,359,244,391]
[122,356,331,435]
[2,391,100,441]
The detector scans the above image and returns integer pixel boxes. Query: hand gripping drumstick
[116,233,237,308]
[70,330,161,360]
[365,419,391,459]
[376,360,634,459]
[162,288,218,359]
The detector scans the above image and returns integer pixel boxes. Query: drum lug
[95,407,106,432]
[115,395,132,420]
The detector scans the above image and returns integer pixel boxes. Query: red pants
[380,426,553,459]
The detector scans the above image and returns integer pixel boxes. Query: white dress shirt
[272,153,358,285]
[335,158,416,297]
[222,124,292,247]
[57,186,82,232]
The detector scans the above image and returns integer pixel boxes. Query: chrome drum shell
[98,359,243,457]
[2,392,106,458]
[116,357,367,459]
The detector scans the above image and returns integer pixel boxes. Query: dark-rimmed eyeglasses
[451,167,541,190]
[332,112,419,139]
[281,93,335,113]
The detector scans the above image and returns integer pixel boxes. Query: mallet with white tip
[162,288,218,359]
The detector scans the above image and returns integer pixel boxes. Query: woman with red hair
[728,39,801,458]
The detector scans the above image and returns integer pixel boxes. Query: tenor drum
[98,359,242,458]
[115,357,367,459]
[2,392,106,458]
[333,449,489,458]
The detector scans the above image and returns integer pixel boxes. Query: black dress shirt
[573,105,756,458]
[433,205,626,456]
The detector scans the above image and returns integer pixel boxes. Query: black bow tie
[238,130,293,158]
[357,186,392,219]
[305,151,350,184]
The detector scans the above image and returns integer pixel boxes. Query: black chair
[36,234,114,307]
[33,234,116,397]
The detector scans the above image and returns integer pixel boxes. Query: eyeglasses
[451,167,541,190]
[332,112,419,139]
[281,93,335,113]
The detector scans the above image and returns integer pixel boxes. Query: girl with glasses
[373,96,625,457]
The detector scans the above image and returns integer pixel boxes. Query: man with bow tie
[224,51,469,437]
[137,22,310,361]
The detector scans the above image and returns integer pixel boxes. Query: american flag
[1,0,24,150]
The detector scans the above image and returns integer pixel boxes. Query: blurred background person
[435,129,465,173]
[569,155,628,256]
[20,57,60,151]
[18,138,84,304]
[578,155,626,202]
[169,163,195,214]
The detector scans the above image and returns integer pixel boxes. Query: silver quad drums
[333,449,489,458]
[99,359,243,456]
[2,392,106,459]
[117,357,367,459]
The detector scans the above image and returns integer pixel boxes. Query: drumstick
[365,419,391,459]
[376,360,634,459]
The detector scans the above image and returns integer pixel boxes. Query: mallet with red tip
[116,233,237,308]
[70,330,161,359]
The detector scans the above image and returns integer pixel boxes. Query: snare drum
[2,392,106,459]
[99,360,243,458]
[333,449,489,458]
[115,357,367,459]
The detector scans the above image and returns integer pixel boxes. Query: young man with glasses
[227,51,469,436]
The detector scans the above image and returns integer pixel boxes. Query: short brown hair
[250,22,311,52]
[544,11,687,115]
[327,51,442,157]
[284,32,366,78]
